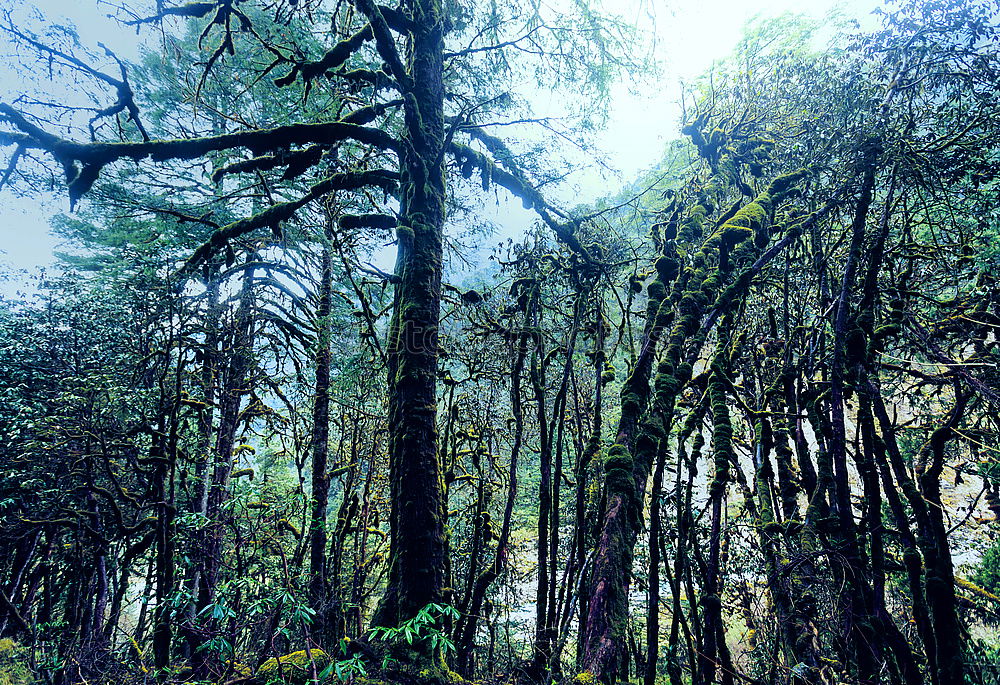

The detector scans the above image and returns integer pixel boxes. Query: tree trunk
[309,243,334,632]
[371,0,448,650]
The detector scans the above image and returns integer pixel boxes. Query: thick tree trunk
[372,0,448,643]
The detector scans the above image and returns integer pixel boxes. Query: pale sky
[0,0,879,283]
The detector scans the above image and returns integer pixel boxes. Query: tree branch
[177,169,399,277]
[353,0,411,89]
[0,103,399,207]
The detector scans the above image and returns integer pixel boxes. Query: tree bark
[309,242,334,632]
[371,0,448,646]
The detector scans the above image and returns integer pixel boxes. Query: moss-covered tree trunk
[371,0,448,647]
[581,172,804,683]
[309,242,334,633]
[916,392,969,685]
[579,233,677,682]
[700,354,735,685]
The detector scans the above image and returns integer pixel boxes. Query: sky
[0,0,880,285]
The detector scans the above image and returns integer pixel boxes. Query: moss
[228,661,253,678]
[376,639,460,685]
[601,361,616,385]
[647,293,669,322]
[654,255,679,282]
[956,576,1000,603]
[257,649,331,683]
[655,372,682,399]
[675,362,693,382]
[604,445,633,473]
[0,639,33,685]
[679,206,707,243]
[761,521,783,536]
[637,415,667,444]
[709,370,733,495]
[604,444,637,508]
[574,672,598,685]
[396,224,415,242]
[620,391,642,417]
[646,279,667,301]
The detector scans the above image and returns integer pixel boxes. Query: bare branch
[4,25,150,142]
[123,2,218,26]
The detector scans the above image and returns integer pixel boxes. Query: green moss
[621,391,642,417]
[654,255,679,282]
[761,521,783,536]
[604,445,633,473]
[0,640,32,685]
[396,224,415,242]
[655,372,683,399]
[601,361,616,385]
[257,649,332,684]
[709,370,733,494]
[675,362,693,382]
